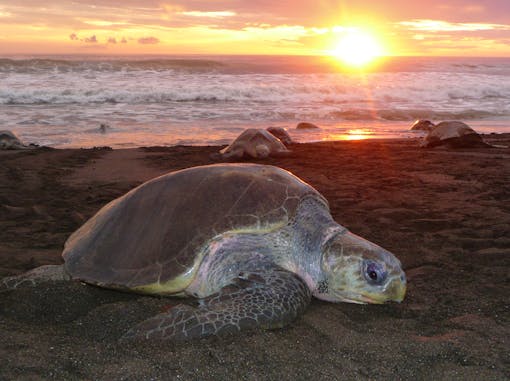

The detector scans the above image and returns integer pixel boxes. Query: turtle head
[315,229,406,304]
[255,144,270,158]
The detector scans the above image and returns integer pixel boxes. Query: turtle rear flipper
[1,265,69,291]
[121,267,311,341]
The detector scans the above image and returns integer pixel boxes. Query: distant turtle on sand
[421,121,491,148]
[1,163,406,341]
[267,126,293,146]
[218,128,290,159]
[296,122,320,130]
[0,130,30,150]
[410,120,435,131]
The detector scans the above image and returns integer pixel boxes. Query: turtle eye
[363,261,386,285]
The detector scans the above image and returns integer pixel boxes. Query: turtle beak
[387,272,407,303]
[360,272,407,304]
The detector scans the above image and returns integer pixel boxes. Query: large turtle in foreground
[2,164,406,341]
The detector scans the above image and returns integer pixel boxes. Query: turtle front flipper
[122,267,311,341]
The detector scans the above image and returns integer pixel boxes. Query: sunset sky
[0,0,509,56]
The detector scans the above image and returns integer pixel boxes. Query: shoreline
[11,119,510,150]
[9,131,509,152]
[1,136,509,380]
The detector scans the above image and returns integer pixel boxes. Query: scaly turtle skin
[2,163,406,341]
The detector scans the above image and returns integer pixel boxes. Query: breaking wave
[1,55,509,147]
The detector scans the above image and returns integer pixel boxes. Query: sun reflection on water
[325,129,374,141]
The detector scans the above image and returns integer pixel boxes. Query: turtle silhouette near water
[0,130,32,149]
[218,129,290,159]
[421,121,491,148]
[267,127,293,146]
[410,120,435,131]
[2,163,406,341]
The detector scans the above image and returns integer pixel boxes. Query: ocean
[1,55,509,148]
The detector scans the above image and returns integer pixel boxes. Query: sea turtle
[219,128,290,159]
[0,130,29,149]
[296,122,320,130]
[421,121,490,148]
[2,163,406,341]
[410,120,435,131]
[266,127,293,146]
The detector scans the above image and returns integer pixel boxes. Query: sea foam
[1,56,509,147]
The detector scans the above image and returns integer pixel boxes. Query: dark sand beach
[1,135,509,380]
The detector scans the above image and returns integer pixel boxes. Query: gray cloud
[84,35,97,43]
[138,36,159,44]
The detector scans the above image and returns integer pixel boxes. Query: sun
[331,28,383,67]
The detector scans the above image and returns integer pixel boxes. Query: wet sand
[0,135,509,380]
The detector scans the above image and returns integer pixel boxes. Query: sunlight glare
[331,28,383,67]
[325,129,374,141]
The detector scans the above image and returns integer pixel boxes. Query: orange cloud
[398,19,510,32]
[180,11,236,18]
[0,1,509,56]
